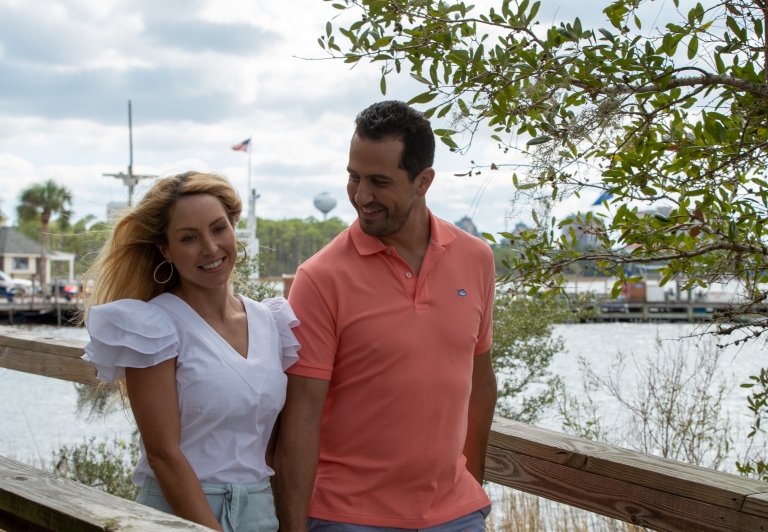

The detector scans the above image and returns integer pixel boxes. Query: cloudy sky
[0,0,681,234]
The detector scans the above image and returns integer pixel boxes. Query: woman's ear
[157,244,171,263]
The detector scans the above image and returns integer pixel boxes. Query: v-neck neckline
[159,292,251,361]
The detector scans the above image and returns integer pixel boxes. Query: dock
[0,297,81,324]
[590,301,747,323]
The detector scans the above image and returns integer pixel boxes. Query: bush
[53,434,140,500]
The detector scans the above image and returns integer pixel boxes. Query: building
[560,214,599,250]
[0,227,75,284]
[454,216,481,238]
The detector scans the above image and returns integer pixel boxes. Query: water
[0,322,765,467]
[0,325,135,467]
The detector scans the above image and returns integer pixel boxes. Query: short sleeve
[82,299,179,383]
[285,268,338,380]
[261,297,301,371]
[475,245,496,355]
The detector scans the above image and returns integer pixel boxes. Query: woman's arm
[126,360,223,531]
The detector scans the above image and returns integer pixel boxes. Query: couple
[82,101,498,532]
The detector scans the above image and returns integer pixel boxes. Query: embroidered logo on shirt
[457,289,467,297]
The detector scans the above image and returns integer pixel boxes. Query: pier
[0,297,80,325]
[1,326,767,531]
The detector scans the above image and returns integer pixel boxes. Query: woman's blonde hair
[83,171,242,317]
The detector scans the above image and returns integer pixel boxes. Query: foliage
[256,216,348,276]
[17,180,72,277]
[492,292,575,423]
[323,0,768,337]
[233,252,282,301]
[737,368,768,481]
[16,215,110,276]
[556,336,733,470]
[53,434,140,500]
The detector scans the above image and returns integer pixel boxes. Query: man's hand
[463,350,497,484]
[273,374,330,532]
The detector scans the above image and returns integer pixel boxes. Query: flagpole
[247,137,252,206]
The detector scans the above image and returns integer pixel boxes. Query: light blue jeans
[136,476,278,532]
[307,506,491,532]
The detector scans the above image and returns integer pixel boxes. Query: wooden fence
[1,325,768,531]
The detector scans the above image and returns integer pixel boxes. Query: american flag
[232,138,250,152]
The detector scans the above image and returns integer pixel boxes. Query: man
[274,101,497,531]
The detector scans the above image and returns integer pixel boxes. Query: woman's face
[161,194,238,291]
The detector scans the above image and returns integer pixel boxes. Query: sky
[0,0,692,235]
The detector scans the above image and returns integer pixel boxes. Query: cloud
[0,0,640,236]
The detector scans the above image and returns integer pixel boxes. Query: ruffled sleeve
[261,297,301,371]
[82,299,179,383]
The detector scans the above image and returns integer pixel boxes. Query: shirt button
[386,251,391,255]
[406,272,412,278]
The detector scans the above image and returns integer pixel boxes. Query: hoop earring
[153,261,174,284]
[235,241,248,265]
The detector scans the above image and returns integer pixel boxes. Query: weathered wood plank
[744,492,768,519]
[0,346,97,386]
[0,326,86,358]
[0,456,212,531]
[489,417,767,511]
[485,445,768,532]
[0,326,95,386]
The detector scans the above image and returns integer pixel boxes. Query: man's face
[347,135,417,237]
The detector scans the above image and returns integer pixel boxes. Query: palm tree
[17,180,72,288]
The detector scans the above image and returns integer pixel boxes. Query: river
[0,322,764,468]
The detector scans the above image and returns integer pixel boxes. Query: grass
[487,484,648,532]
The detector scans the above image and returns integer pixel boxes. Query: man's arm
[273,374,330,532]
[463,350,497,484]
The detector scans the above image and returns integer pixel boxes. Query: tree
[323,0,768,475]
[323,0,768,337]
[17,180,72,285]
[492,292,566,423]
[256,216,348,276]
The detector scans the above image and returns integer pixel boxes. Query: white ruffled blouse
[82,293,300,486]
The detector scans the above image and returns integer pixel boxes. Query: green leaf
[715,53,725,74]
[728,219,737,242]
[326,21,332,38]
[687,35,699,59]
[373,36,394,48]
[482,232,497,243]
[527,135,553,146]
[437,104,453,118]
[407,91,439,105]
[634,14,642,30]
[528,1,541,23]
[410,73,431,85]
[598,28,615,41]
[611,280,624,299]
[440,136,459,149]
[380,75,386,95]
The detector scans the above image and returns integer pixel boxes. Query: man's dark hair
[354,101,435,181]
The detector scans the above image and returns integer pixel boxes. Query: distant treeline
[255,217,348,277]
[13,214,348,279]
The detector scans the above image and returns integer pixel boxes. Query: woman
[81,172,298,532]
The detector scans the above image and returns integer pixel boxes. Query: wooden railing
[2,325,768,532]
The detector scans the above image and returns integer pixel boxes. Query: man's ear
[414,168,436,198]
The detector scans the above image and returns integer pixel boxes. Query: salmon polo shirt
[286,210,495,528]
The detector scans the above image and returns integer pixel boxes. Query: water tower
[314,192,337,220]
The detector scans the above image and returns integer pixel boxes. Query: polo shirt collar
[350,208,457,256]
